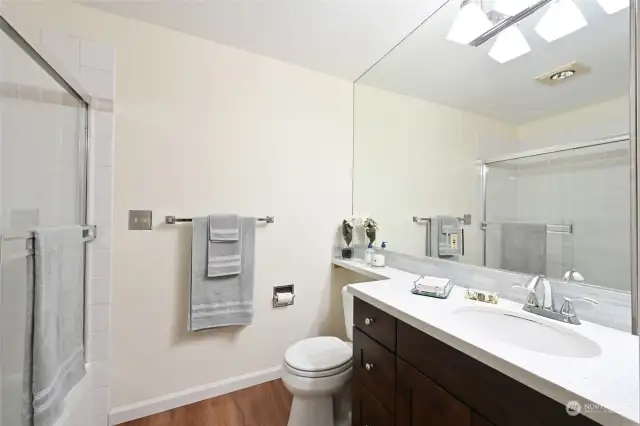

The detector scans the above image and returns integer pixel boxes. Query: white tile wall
[80,66,115,99]
[40,30,80,81]
[88,304,111,333]
[88,275,112,306]
[80,40,115,73]
[38,31,116,426]
[88,331,110,362]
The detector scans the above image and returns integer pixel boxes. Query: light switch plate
[129,210,153,230]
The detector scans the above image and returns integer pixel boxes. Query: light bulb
[488,26,531,63]
[596,0,629,14]
[535,0,587,42]
[446,1,493,45]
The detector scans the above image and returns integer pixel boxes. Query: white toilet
[282,286,354,426]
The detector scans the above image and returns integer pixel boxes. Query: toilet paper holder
[273,285,295,308]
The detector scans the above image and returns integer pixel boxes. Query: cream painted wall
[3,2,354,409]
[517,96,629,149]
[353,84,517,265]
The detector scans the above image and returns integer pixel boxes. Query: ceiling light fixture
[535,62,590,85]
[535,0,587,42]
[446,0,493,45]
[550,69,576,80]
[595,0,629,14]
[488,26,531,63]
[493,0,537,16]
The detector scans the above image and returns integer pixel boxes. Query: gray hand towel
[23,226,86,426]
[207,214,242,277]
[190,217,255,331]
[500,223,547,275]
[209,214,239,241]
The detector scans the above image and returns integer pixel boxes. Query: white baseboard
[109,366,283,425]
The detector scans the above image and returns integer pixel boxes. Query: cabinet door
[396,359,471,426]
[353,384,394,426]
[471,412,495,426]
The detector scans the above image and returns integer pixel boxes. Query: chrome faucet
[524,275,554,310]
[513,275,598,325]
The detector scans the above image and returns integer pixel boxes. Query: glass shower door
[0,22,88,426]
[483,138,631,292]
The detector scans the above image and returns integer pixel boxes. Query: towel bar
[480,221,573,234]
[0,225,97,264]
[165,215,275,224]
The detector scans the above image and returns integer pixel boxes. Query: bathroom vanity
[335,259,639,426]
[352,297,598,426]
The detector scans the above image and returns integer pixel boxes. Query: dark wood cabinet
[352,298,602,426]
[354,297,396,351]
[471,413,495,426]
[353,328,396,413]
[353,384,394,426]
[396,359,471,426]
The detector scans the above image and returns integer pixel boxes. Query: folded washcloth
[190,216,256,331]
[209,214,239,241]
[208,214,241,277]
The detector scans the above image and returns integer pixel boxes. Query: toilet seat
[284,337,353,379]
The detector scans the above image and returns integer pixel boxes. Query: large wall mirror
[353,0,632,293]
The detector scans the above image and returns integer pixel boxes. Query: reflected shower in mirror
[353,0,631,291]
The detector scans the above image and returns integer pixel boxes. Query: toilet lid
[284,337,352,373]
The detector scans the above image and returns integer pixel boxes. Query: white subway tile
[87,332,109,362]
[92,414,108,426]
[93,111,114,167]
[91,248,112,280]
[88,276,111,305]
[91,360,110,388]
[93,191,113,227]
[80,67,114,99]
[93,138,113,167]
[88,304,110,334]
[93,111,114,140]
[41,31,80,80]
[94,166,114,197]
[91,386,110,415]
[80,40,115,73]
[96,225,112,250]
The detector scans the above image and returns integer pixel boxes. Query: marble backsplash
[335,245,632,332]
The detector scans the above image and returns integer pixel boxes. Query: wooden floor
[121,380,293,426]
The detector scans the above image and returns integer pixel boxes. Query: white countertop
[334,258,639,426]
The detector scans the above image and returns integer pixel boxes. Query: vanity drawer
[354,327,396,413]
[353,384,394,426]
[354,297,396,351]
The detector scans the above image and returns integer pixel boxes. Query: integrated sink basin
[453,306,602,358]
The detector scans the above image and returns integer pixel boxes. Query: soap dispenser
[372,241,387,267]
[365,243,374,265]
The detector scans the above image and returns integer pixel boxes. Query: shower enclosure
[482,134,631,292]
[0,18,90,426]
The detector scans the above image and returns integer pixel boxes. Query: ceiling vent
[535,62,591,86]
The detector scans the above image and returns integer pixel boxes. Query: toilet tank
[341,286,354,342]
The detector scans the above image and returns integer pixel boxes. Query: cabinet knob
[365,363,374,371]
[364,317,374,326]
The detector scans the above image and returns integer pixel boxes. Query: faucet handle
[563,269,585,282]
[560,296,598,317]
[512,284,539,307]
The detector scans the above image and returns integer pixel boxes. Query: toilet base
[287,395,333,426]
